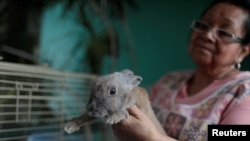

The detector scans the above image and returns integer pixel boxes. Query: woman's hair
[201,0,250,45]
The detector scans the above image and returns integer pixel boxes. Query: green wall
[117,0,210,88]
[39,0,211,88]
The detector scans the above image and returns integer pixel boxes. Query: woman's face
[189,3,248,70]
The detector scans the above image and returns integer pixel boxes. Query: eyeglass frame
[190,20,243,44]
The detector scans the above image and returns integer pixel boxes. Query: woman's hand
[112,105,175,141]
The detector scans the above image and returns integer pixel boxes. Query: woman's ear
[239,44,250,59]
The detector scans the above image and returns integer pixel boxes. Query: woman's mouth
[195,44,214,52]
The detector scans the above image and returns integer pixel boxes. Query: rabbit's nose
[87,102,97,111]
[88,106,100,116]
[91,109,99,115]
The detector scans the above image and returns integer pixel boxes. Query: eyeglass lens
[191,20,242,43]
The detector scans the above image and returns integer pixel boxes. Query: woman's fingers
[112,105,140,128]
[127,105,147,120]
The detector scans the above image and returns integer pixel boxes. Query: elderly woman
[112,0,250,141]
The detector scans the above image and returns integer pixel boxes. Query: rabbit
[64,69,165,135]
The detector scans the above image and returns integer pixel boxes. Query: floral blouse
[150,70,250,141]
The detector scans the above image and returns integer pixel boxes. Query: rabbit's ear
[122,72,143,87]
[130,75,143,86]
[120,69,134,75]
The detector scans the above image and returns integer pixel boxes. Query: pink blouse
[150,70,250,141]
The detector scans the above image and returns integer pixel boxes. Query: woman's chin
[191,55,212,67]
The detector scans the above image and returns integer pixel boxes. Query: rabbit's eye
[110,88,116,95]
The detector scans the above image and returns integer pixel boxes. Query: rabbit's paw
[64,121,80,134]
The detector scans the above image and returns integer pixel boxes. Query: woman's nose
[201,28,217,42]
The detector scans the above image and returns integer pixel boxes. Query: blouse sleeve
[220,89,250,124]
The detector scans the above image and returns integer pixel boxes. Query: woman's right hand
[112,105,176,141]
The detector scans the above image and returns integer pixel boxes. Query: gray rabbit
[64,69,165,135]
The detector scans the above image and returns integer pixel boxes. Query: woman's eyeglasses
[190,20,243,44]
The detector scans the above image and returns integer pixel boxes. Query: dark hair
[201,0,250,45]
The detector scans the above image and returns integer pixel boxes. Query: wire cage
[0,62,117,141]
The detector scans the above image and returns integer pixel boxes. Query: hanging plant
[44,0,139,74]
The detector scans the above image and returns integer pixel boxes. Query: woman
[112,0,250,141]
